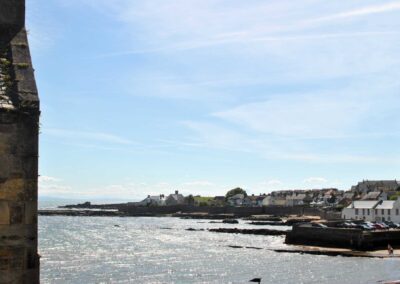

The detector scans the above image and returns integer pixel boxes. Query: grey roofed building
[361,191,387,201]
[165,190,185,206]
[351,180,400,193]
[343,192,355,200]
[286,194,306,206]
[349,200,379,209]
[139,195,166,206]
[227,193,245,206]
[375,200,395,210]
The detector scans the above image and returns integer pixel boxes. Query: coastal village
[53,179,400,255]
[132,180,400,218]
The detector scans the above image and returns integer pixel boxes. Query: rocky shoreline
[208,228,288,236]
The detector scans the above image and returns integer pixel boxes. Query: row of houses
[134,180,400,209]
[340,180,400,221]
[342,199,400,222]
[137,191,185,207]
[262,188,343,207]
[136,192,267,207]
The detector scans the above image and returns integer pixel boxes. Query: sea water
[39,215,400,283]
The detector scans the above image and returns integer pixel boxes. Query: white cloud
[39,175,61,182]
[183,180,215,187]
[214,92,370,139]
[39,177,228,200]
[44,128,134,145]
[303,177,328,184]
[39,175,72,196]
[311,2,400,23]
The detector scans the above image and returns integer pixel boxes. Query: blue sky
[28,0,400,200]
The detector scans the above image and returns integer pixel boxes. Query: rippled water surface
[39,216,400,283]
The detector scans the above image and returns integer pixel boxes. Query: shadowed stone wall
[0,0,40,283]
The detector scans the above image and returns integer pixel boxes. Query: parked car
[356,224,373,231]
[359,222,374,230]
[373,223,386,230]
[311,223,328,228]
[377,222,390,229]
[342,222,357,228]
[383,221,398,229]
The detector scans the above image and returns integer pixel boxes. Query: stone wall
[119,204,325,217]
[286,225,365,249]
[286,225,400,250]
[0,0,40,283]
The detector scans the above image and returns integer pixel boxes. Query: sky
[27,0,400,200]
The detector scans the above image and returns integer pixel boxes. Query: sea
[39,200,400,283]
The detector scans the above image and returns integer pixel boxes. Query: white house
[286,194,305,206]
[227,194,245,206]
[262,195,286,206]
[139,195,166,206]
[341,198,400,222]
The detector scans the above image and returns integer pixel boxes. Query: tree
[185,194,195,206]
[225,187,247,200]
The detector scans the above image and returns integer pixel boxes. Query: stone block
[0,0,25,31]
[0,178,24,200]
[0,200,10,224]
[0,247,25,271]
[9,202,23,224]
[24,201,36,224]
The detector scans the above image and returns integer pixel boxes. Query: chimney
[175,190,179,195]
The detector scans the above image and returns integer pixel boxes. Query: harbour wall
[116,204,340,219]
[286,225,400,250]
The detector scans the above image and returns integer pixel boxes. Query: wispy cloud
[310,2,400,23]
[39,175,72,196]
[44,128,134,145]
[39,177,228,200]
[303,177,328,184]
[39,175,61,182]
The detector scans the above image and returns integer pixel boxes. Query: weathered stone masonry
[0,0,40,283]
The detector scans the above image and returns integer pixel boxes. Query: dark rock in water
[228,245,263,250]
[39,210,121,217]
[186,228,205,231]
[223,219,239,224]
[245,215,283,222]
[114,224,120,227]
[246,246,263,250]
[248,221,287,226]
[228,245,243,249]
[209,228,288,236]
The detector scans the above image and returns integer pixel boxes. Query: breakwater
[208,228,288,236]
[286,224,400,250]
[55,203,341,219]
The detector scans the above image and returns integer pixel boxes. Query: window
[388,209,391,215]
[367,209,370,215]
[355,209,359,215]
[362,209,365,215]
[375,209,378,215]
[382,209,385,215]
[396,209,399,215]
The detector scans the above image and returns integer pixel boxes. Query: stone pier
[0,0,40,283]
